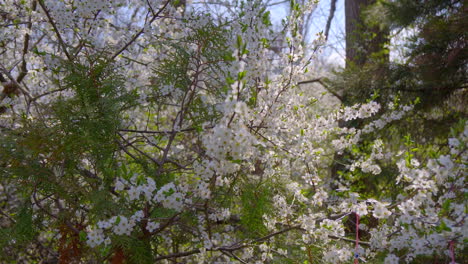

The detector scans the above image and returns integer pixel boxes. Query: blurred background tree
[335,0,467,116]
[329,4,466,262]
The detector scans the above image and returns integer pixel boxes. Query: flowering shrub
[0,0,465,263]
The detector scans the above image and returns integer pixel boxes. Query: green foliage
[0,56,140,262]
[150,18,230,129]
[239,182,273,237]
[341,0,466,109]
[329,0,467,204]
[13,204,36,244]
[0,203,38,262]
[54,57,137,167]
[113,235,153,264]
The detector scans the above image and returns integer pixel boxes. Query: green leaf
[436,220,452,232]
[79,231,87,242]
[32,47,47,56]
[238,71,246,80]
[237,35,243,49]
[262,11,272,26]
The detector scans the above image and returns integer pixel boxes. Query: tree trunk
[331,0,389,185]
[345,0,388,67]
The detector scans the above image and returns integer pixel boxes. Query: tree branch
[0,64,32,99]
[297,77,343,101]
[17,0,37,83]
[155,224,369,261]
[38,0,72,61]
[110,0,171,60]
[324,0,337,41]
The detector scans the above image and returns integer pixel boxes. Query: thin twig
[17,0,37,83]
[110,0,171,60]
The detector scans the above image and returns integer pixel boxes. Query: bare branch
[297,77,343,101]
[155,223,369,261]
[0,64,32,99]
[324,0,338,41]
[17,0,37,83]
[110,0,171,60]
[37,0,72,61]
[117,133,161,165]
[119,128,197,134]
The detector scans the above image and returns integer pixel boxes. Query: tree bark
[345,0,388,67]
[331,0,390,185]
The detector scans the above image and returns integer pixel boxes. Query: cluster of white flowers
[368,126,466,262]
[203,101,258,163]
[86,228,107,248]
[115,176,157,201]
[74,0,109,17]
[87,211,145,247]
[146,221,160,233]
[208,208,231,222]
[203,121,257,161]
[362,104,414,133]
[323,246,353,263]
[86,174,193,247]
[258,243,273,262]
[353,202,369,216]
[332,104,414,152]
[272,195,294,220]
[311,187,329,206]
[318,219,345,240]
[372,201,392,219]
[339,101,381,121]
[112,216,136,236]
[384,253,399,264]
[349,139,385,174]
[153,183,187,211]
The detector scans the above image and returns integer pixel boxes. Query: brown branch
[155,249,200,261]
[0,73,6,83]
[30,87,69,102]
[17,0,37,83]
[119,127,196,134]
[297,78,324,85]
[154,226,299,261]
[32,192,80,235]
[297,77,343,101]
[220,250,248,264]
[116,139,140,162]
[381,85,468,93]
[38,0,72,61]
[146,0,156,16]
[0,64,32,99]
[72,10,101,59]
[155,221,371,261]
[324,0,337,41]
[117,133,161,165]
[110,0,171,60]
